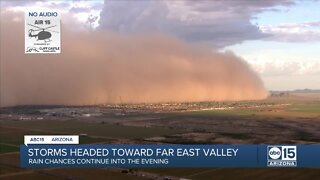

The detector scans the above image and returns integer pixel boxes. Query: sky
[1,0,320,91]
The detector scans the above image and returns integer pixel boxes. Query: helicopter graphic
[27,24,59,43]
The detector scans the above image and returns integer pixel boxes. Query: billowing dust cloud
[0,11,268,107]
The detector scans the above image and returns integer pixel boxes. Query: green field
[0,119,177,155]
[184,101,320,118]
[0,144,19,154]
[0,120,178,139]
[289,102,320,113]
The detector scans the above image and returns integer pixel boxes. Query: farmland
[1,93,320,179]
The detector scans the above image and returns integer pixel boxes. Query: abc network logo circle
[269,147,281,159]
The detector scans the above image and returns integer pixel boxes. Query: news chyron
[25,10,61,54]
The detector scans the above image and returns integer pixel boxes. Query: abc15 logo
[268,146,297,161]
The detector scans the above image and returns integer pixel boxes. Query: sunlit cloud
[259,21,320,42]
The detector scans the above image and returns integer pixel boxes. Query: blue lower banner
[20,144,320,168]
